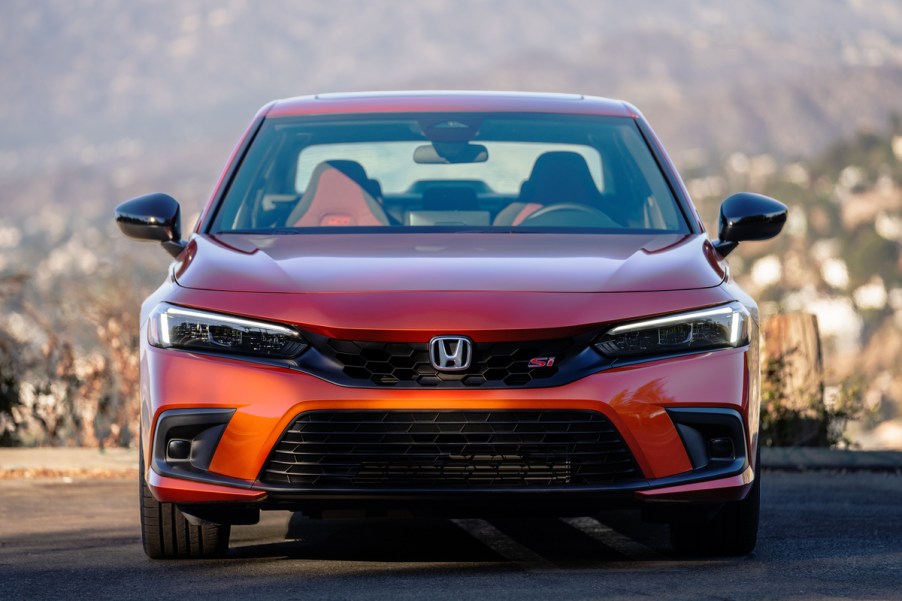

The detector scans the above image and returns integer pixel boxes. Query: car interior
[214,115,686,233]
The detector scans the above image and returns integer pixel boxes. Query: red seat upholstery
[288,162,390,227]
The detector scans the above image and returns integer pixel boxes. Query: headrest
[326,160,368,184]
[520,151,599,205]
[324,160,382,199]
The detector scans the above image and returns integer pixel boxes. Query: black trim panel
[152,408,236,479]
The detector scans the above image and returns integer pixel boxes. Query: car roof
[266,91,639,118]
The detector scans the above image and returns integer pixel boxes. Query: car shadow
[227,511,675,567]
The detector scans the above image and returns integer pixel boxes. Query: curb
[760,447,902,472]
[0,448,138,479]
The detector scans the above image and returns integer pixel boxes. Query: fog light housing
[152,408,235,476]
[667,408,747,470]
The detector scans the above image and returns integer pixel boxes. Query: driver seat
[493,151,600,226]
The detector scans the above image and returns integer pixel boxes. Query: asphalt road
[2,472,901,601]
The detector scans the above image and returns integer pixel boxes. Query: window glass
[210,113,688,233]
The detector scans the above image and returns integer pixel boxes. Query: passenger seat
[287,161,390,226]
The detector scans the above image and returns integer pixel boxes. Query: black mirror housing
[115,193,186,257]
[714,193,787,257]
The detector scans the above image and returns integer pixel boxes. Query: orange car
[116,92,786,559]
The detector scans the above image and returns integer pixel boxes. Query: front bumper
[142,342,756,510]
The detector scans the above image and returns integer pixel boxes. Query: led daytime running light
[606,306,734,336]
[163,306,300,337]
[149,304,307,360]
[594,302,749,359]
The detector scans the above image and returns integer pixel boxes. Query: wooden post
[760,312,826,445]
[761,312,824,411]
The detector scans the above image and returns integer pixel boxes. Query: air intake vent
[263,410,641,488]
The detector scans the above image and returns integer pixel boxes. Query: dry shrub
[0,270,145,448]
[760,347,869,447]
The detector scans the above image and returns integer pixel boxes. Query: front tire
[139,447,230,559]
[670,458,761,557]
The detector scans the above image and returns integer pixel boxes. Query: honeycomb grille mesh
[321,338,579,387]
[262,410,641,488]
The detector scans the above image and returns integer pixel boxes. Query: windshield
[210,113,689,233]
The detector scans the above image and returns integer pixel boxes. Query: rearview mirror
[414,143,488,164]
[115,193,187,258]
[714,192,787,257]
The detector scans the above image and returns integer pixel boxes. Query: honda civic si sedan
[115,91,786,559]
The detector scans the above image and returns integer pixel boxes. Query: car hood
[173,232,725,294]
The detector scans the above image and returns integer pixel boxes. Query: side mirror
[115,193,187,258]
[714,192,787,257]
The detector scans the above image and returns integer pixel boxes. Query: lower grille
[262,410,642,488]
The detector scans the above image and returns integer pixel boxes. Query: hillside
[3,0,902,181]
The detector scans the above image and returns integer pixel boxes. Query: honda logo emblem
[429,336,472,372]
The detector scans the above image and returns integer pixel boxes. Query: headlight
[594,302,749,358]
[148,304,307,359]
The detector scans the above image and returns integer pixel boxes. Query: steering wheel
[518,203,619,228]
